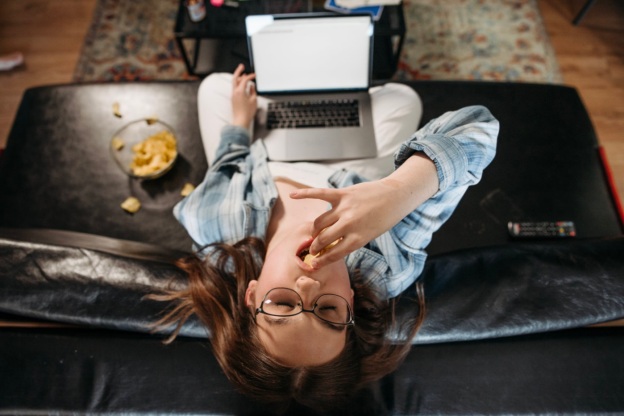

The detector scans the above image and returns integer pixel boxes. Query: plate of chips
[110,118,178,180]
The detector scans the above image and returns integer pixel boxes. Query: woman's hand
[231,63,257,129]
[290,153,439,269]
[290,181,406,268]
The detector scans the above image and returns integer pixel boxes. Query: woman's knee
[198,72,233,99]
[374,83,422,113]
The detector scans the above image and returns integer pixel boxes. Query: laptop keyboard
[266,99,360,129]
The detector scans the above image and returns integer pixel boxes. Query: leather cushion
[2,228,623,343]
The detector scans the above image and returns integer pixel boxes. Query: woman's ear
[245,280,258,308]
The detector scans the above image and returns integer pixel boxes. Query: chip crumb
[111,137,125,151]
[180,183,195,197]
[121,196,141,214]
[113,102,122,118]
[146,116,159,125]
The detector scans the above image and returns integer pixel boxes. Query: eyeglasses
[255,287,354,326]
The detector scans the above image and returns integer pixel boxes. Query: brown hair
[151,237,425,413]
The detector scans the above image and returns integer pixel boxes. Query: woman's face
[245,224,354,367]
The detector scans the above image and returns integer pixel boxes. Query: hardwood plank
[0,0,97,147]
[539,0,624,213]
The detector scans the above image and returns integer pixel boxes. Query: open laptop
[245,13,377,162]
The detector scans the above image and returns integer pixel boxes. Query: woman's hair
[150,237,425,414]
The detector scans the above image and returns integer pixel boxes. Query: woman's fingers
[290,187,340,204]
[246,78,257,97]
[290,186,371,267]
[308,234,358,269]
[310,208,337,233]
[231,64,257,128]
[232,63,245,82]
[291,188,341,253]
[232,64,255,90]
[309,221,341,255]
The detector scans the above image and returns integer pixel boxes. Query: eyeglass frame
[254,287,355,326]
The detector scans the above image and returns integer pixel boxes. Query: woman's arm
[291,105,499,269]
[290,153,438,268]
[210,65,258,166]
[175,66,276,249]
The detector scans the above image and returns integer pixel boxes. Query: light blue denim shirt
[174,105,499,299]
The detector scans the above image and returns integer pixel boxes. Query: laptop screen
[245,14,373,94]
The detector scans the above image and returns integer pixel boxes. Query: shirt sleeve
[367,105,500,298]
[395,105,499,191]
[173,125,276,252]
[212,125,253,166]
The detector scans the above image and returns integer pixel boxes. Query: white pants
[197,73,422,184]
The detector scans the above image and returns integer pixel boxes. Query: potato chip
[180,183,195,197]
[121,196,141,213]
[303,238,342,266]
[113,102,122,118]
[129,130,177,177]
[303,253,316,266]
[111,137,125,151]
[146,116,159,125]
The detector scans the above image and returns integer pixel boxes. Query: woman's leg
[197,72,235,165]
[198,77,422,178]
[324,83,423,180]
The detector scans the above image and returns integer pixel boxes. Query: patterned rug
[395,0,562,83]
[73,0,193,82]
[73,0,562,83]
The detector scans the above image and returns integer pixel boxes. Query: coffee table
[174,0,406,79]
[0,81,621,254]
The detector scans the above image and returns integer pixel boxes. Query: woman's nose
[296,276,321,300]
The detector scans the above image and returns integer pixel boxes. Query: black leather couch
[1,80,623,415]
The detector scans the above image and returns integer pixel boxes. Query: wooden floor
[1,0,623,211]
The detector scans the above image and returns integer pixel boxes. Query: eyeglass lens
[262,288,350,324]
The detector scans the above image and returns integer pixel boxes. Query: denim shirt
[174,105,499,299]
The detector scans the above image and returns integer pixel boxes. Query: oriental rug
[73,0,562,83]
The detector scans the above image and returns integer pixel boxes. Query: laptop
[245,13,377,162]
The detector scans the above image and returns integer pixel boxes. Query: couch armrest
[0,228,205,338]
[411,236,624,343]
[2,228,623,343]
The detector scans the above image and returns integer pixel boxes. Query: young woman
[154,64,499,412]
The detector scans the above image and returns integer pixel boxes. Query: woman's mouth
[296,239,315,266]
[298,247,311,261]
[296,238,343,266]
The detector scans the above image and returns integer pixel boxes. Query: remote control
[507,221,576,238]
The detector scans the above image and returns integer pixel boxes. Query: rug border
[73,0,108,82]
[529,0,563,84]
[72,0,563,84]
